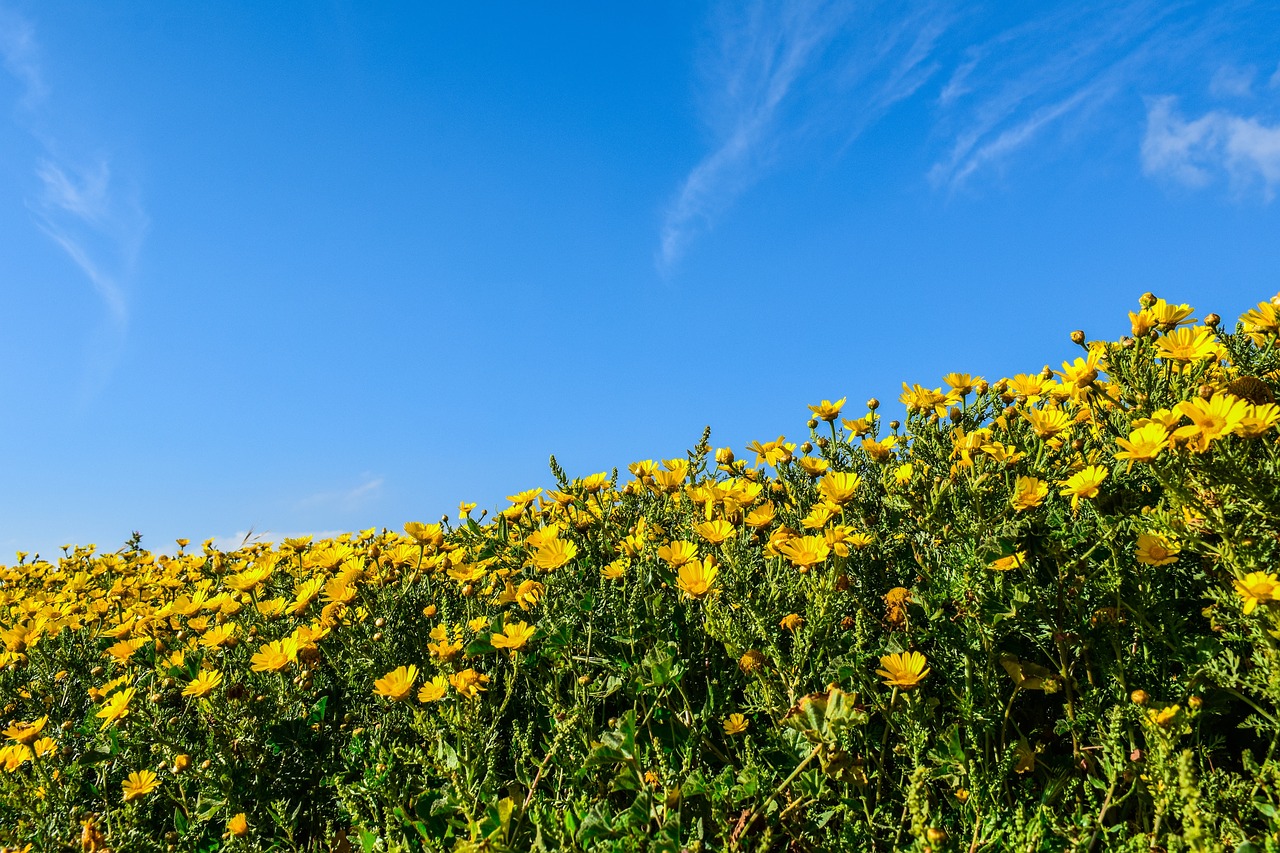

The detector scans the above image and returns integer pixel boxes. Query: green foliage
[4,294,1280,850]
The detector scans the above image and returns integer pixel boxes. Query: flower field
[5,293,1280,851]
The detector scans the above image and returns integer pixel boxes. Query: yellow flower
[988,552,1026,572]
[746,436,796,467]
[651,468,686,492]
[739,650,767,675]
[801,455,835,478]
[776,535,831,570]
[228,812,249,837]
[1135,534,1180,567]
[1241,299,1280,342]
[418,675,449,703]
[250,638,298,673]
[657,540,699,568]
[1234,571,1280,614]
[600,560,627,580]
[3,716,47,746]
[1058,465,1108,511]
[405,521,445,546]
[1174,394,1250,452]
[1022,407,1072,439]
[743,502,777,529]
[171,754,191,774]
[1130,309,1156,337]
[676,557,719,599]
[182,669,224,699]
[447,562,488,584]
[900,383,949,415]
[1238,402,1280,437]
[449,668,490,699]
[255,597,289,618]
[97,687,136,730]
[199,623,237,650]
[1114,423,1169,470]
[1010,476,1048,511]
[779,613,805,632]
[0,743,32,772]
[802,503,837,529]
[373,665,418,701]
[467,616,490,633]
[863,435,897,463]
[428,625,464,661]
[1155,326,1219,361]
[943,373,978,395]
[807,398,846,422]
[514,579,545,609]
[225,564,273,593]
[818,471,862,505]
[884,587,912,628]
[1147,704,1183,730]
[876,651,930,690]
[695,520,735,544]
[122,769,160,802]
[491,621,536,651]
[527,538,578,572]
[723,713,749,735]
[1147,298,1196,330]
[842,415,875,436]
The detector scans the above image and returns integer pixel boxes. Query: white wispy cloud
[660,0,1222,265]
[0,5,45,107]
[0,5,147,393]
[295,474,386,513]
[659,0,948,270]
[1142,95,1280,200]
[1209,64,1257,99]
[927,1,1185,189]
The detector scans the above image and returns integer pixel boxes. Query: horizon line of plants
[5,291,1280,851]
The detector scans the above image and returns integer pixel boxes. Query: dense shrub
[4,293,1280,851]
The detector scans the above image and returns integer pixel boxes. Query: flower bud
[866,398,880,410]
[1130,689,1149,705]
[715,447,734,465]
[927,828,947,844]
[806,418,819,430]
[1070,330,1086,346]
[1188,694,1202,710]
[889,420,901,431]
[949,407,962,423]
[801,442,813,454]
[1140,292,1156,308]
[1204,313,1220,328]
[1198,384,1214,399]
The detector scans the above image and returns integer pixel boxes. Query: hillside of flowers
[4,293,1280,851]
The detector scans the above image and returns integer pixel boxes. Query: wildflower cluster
[4,292,1280,850]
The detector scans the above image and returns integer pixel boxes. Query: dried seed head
[1227,375,1274,405]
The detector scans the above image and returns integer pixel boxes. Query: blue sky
[2,1,1279,558]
